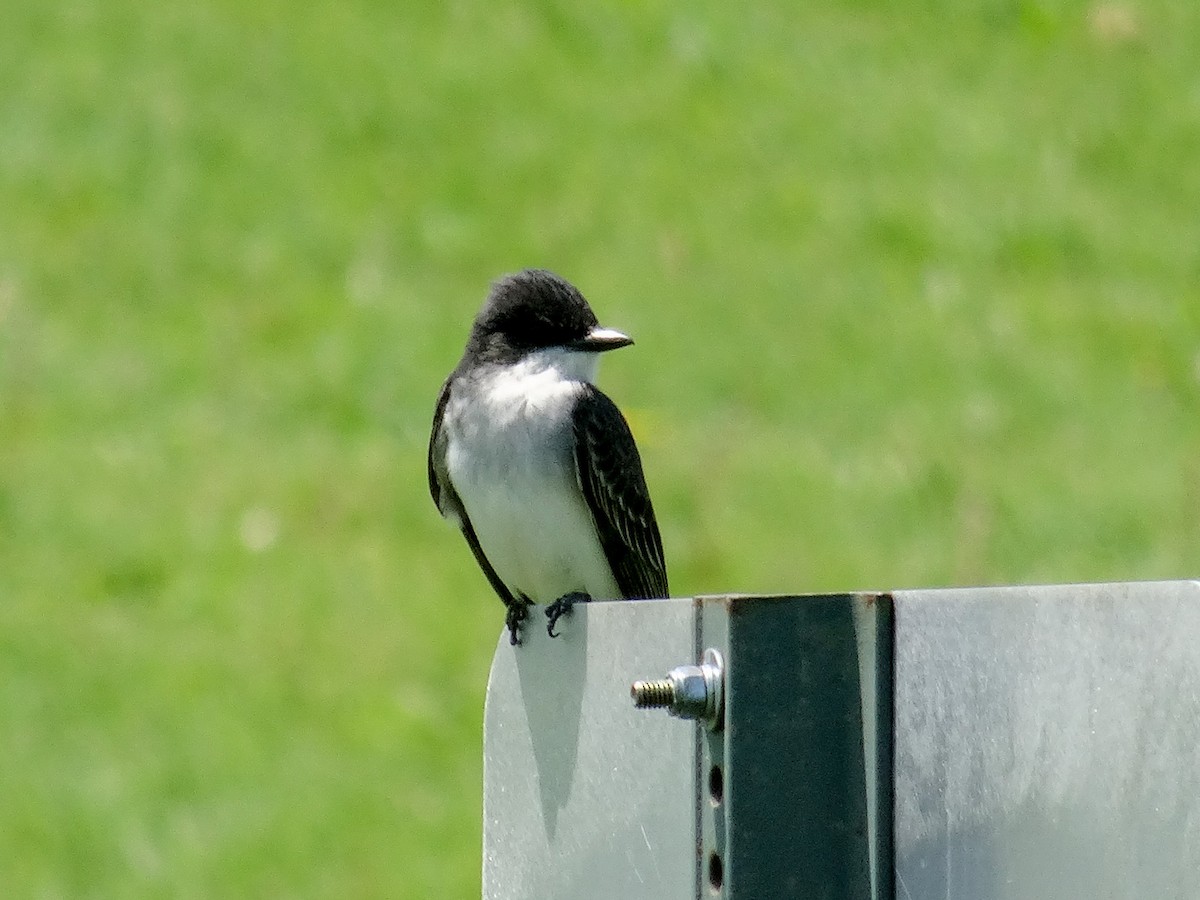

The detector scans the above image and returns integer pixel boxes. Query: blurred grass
[1,0,1198,895]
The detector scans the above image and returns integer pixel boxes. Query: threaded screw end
[631,678,675,708]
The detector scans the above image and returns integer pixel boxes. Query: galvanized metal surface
[483,581,1200,899]
[482,598,697,900]
[483,593,887,900]
[892,580,1200,899]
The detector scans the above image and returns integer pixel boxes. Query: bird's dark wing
[427,378,454,513]
[572,385,668,599]
[428,378,520,607]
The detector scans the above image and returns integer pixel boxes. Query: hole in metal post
[708,764,724,805]
[708,851,724,892]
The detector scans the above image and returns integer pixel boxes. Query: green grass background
[1,0,1197,895]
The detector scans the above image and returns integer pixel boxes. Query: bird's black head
[464,269,631,365]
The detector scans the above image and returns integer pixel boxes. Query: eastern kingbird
[428,269,668,645]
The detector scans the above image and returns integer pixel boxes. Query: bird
[428,268,668,645]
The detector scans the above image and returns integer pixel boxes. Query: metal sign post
[483,581,1200,899]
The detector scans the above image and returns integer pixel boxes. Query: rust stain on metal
[688,593,740,612]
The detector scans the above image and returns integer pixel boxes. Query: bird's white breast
[442,351,619,604]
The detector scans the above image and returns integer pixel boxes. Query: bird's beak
[572,326,634,353]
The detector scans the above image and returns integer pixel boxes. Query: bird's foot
[545,591,591,638]
[505,600,531,646]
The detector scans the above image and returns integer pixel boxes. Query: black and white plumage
[428,269,668,644]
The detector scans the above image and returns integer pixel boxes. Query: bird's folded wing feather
[572,386,668,599]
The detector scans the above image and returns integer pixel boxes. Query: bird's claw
[505,600,530,645]
[545,591,590,638]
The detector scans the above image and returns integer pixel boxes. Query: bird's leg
[505,597,532,646]
[545,591,591,638]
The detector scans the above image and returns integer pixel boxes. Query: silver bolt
[631,648,724,731]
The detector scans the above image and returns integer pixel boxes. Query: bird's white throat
[479,346,598,410]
